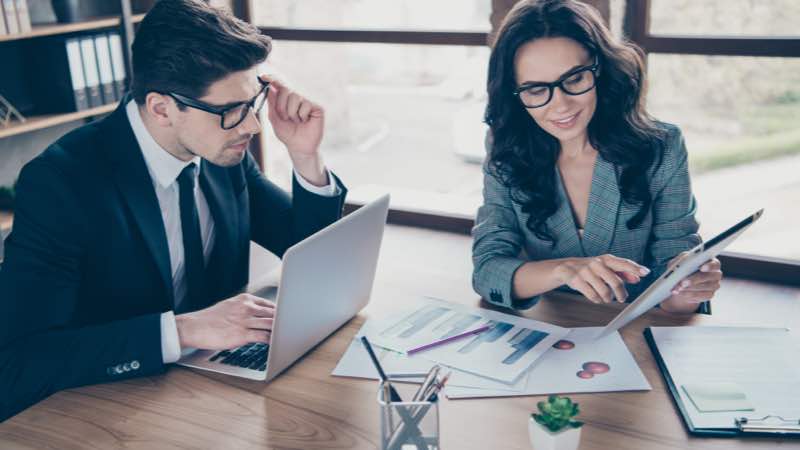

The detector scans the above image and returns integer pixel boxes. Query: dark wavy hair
[485,0,665,243]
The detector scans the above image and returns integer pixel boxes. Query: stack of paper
[333,297,651,398]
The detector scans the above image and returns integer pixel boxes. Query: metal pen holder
[377,382,440,450]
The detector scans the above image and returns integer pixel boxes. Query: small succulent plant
[532,395,584,433]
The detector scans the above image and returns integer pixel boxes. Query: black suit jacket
[0,101,346,421]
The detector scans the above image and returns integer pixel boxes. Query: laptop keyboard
[209,342,269,371]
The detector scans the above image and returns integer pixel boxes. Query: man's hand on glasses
[262,74,328,187]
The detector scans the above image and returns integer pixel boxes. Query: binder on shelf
[65,38,90,110]
[108,32,127,99]
[13,0,30,33]
[26,36,90,112]
[2,0,19,35]
[79,36,103,107]
[93,34,116,103]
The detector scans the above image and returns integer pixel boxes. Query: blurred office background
[1,0,797,280]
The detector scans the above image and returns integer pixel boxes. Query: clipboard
[644,327,800,437]
[596,209,763,339]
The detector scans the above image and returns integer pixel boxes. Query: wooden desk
[1,225,798,449]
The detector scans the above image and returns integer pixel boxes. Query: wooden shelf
[0,16,123,43]
[0,211,12,233]
[0,103,117,139]
[132,14,145,23]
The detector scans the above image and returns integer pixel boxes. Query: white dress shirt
[125,100,338,364]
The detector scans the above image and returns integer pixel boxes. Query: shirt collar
[126,99,202,189]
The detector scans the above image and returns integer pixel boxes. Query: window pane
[647,54,800,260]
[251,0,491,32]
[650,0,800,36]
[261,41,488,216]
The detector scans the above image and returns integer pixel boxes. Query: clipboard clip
[735,415,800,434]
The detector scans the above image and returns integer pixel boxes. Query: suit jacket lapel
[582,155,621,256]
[102,100,173,307]
[548,168,585,257]
[199,160,238,303]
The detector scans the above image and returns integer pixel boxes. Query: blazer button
[107,367,115,376]
[114,365,124,374]
[122,363,131,372]
[131,360,140,370]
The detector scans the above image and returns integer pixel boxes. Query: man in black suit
[0,0,346,421]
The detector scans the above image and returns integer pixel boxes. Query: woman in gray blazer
[473,0,722,313]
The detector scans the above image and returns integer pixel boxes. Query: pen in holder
[378,381,440,450]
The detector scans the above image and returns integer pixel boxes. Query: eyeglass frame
[164,77,270,130]
[512,58,600,109]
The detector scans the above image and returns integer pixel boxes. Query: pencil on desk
[407,324,491,355]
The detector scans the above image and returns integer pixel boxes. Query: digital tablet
[596,209,764,339]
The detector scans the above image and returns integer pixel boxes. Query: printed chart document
[333,297,650,397]
[446,327,651,398]
[367,297,569,383]
[333,321,529,392]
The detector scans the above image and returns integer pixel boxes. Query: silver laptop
[177,194,390,381]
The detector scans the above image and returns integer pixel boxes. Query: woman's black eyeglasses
[513,59,599,109]
[166,78,270,130]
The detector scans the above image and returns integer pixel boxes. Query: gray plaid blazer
[472,123,701,309]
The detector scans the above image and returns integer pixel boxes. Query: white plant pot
[528,417,582,450]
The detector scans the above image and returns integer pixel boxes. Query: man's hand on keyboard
[175,293,275,350]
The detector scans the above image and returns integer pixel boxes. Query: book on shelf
[108,32,127,99]
[66,37,90,109]
[93,34,117,103]
[79,36,103,107]
[2,0,19,35]
[25,32,121,114]
[0,0,31,35]
[14,0,31,33]
[0,1,7,35]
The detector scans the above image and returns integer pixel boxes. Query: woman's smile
[550,110,581,129]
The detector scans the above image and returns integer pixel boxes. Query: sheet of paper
[333,322,650,397]
[445,327,651,398]
[650,326,800,429]
[681,383,754,413]
[367,297,569,383]
[332,322,529,392]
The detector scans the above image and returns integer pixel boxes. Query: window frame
[252,0,800,287]
[623,0,800,285]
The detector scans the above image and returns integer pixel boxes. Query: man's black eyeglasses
[166,78,270,130]
[513,59,599,109]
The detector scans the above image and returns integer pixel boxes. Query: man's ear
[144,92,175,127]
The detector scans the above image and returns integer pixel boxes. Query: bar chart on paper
[370,298,569,383]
